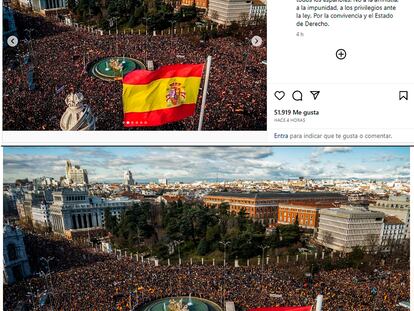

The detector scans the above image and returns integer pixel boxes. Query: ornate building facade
[3,225,31,285]
[203,192,347,224]
[49,189,138,239]
[65,160,89,185]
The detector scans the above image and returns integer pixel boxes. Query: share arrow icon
[310,91,320,100]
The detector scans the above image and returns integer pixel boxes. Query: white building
[380,216,406,251]
[90,196,137,227]
[158,178,168,185]
[17,0,68,12]
[65,160,89,185]
[368,195,410,240]
[49,189,138,237]
[208,0,252,25]
[317,206,384,253]
[33,176,59,189]
[124,170,134,186]
[3,225,31,285]
[249,0,266,22]
[29,190,53,228]
[31,202,51,228]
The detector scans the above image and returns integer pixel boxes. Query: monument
[89,56,146,81]
[136,296,222,311]
[60,92,96,131]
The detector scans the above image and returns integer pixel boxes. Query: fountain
[135,296,222,311]
[187,294,193,307]
[89,56,145,81]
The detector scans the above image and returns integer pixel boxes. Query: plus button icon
[336,49,347,60]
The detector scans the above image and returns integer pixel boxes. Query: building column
[77,214,82,229]
[92,212,97,227]
[83,214,88,228]
[72,215,77,229]
[88,214,92,228]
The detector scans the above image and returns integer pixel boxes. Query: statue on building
[60,92,96,131]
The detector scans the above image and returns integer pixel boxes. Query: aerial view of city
[3,146,410,310]
[3,0,266,131]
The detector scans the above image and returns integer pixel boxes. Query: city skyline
[3,146,410,183]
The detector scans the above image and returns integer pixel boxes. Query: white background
[268,0,414,144]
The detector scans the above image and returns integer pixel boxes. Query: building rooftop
[278,203,336,210]
[384,215,404,225]
[320,206,385,218]
[53,189,88,195]
[206,191,346,200]
[252,0,266,6]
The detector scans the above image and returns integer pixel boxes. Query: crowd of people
[3,233,410,311]
[3,12,267,131]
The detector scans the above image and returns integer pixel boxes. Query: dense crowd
[3,13,267,131]
[3,234,410,311]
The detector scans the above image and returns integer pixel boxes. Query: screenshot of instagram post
[3,1,266,133]
[2,146,411,310]
[268,0,414,144]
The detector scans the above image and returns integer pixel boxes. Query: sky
[2,146,410,183]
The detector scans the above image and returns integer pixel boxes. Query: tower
[66,160,72,180]
[123,170,134,186]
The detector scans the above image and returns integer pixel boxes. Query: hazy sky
[3,147,410,183]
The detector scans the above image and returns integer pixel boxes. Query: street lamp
[142,16,152,65]
[219,241,230,307]
[27,279,38,311]
[243,37,251,73]
[169,20,177,53]
[174,240,184,265]
[195,22,206,43]
[219,241,231,266]
[40,256,55,310]
[36,270,54,311]
[259,244,269,286]
[109,17,120,54]
[24,28,34,51]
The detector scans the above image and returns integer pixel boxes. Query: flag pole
[315,294,323,311]
[197,55,212,131]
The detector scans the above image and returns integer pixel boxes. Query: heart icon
[274,91,285,100]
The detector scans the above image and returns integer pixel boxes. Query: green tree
[154,243,169,259]
[67,0,77,12]
[294,215,299,227]
[237,208,248,232]
[197,239,209,255]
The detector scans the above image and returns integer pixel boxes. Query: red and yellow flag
[248,307,312,311]
[123,64,204,127]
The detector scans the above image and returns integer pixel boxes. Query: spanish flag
[248,308,312,311]
[123,64,204,127]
